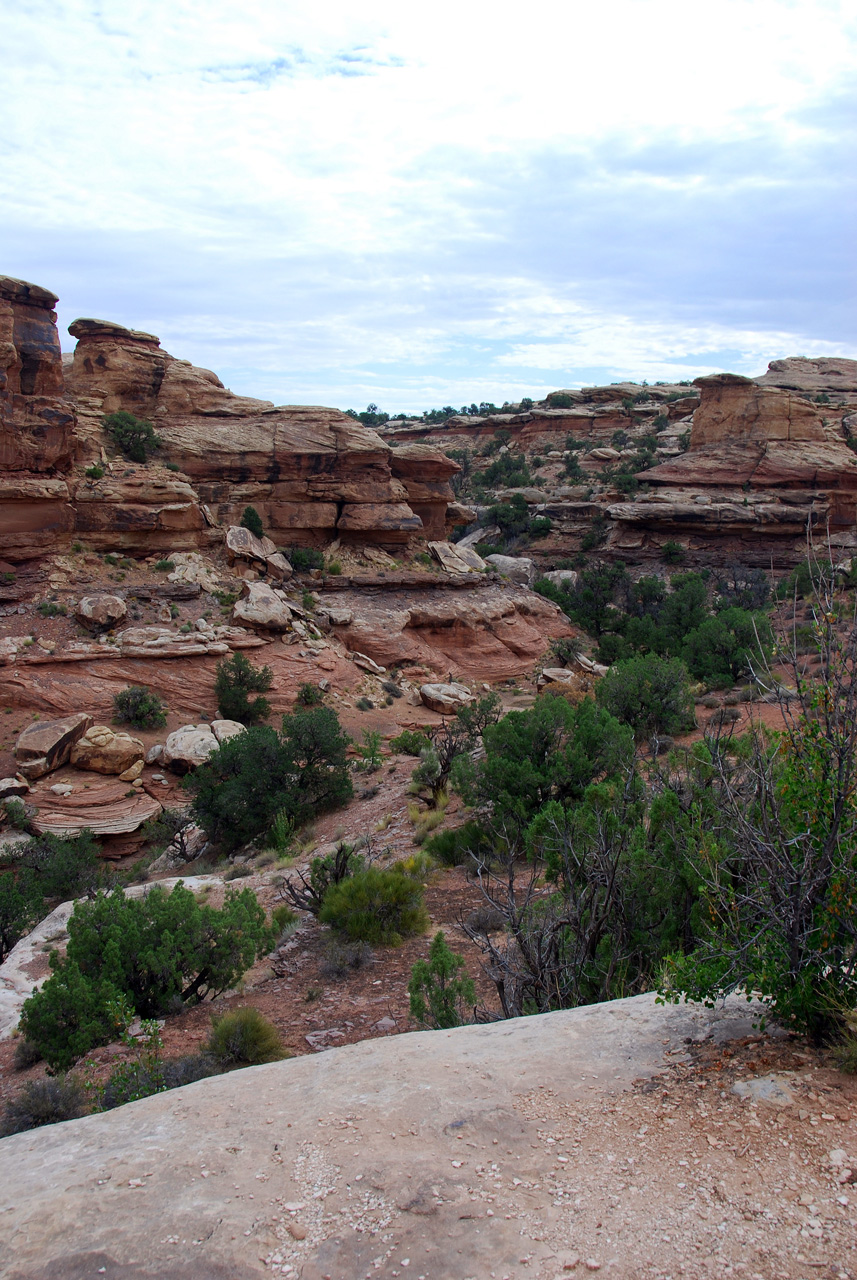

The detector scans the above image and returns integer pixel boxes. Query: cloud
[2,0,855,411]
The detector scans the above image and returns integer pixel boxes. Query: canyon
[2,273,857,1280]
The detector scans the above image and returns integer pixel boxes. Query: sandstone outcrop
[0,277,464,562]
[606,364,857,566]
[29,778,161,837]
[0,992,823,1280]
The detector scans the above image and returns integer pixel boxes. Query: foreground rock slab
[4,992,849,1280]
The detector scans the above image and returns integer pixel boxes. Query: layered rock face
[65,317,457,551]
[0,279,460,560]
[607,364,857,566]
[0,277,76,560]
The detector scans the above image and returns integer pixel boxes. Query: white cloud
[2,0,855,410]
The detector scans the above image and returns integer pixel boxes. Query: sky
[3,0,856,413]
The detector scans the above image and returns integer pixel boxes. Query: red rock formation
[608,366,857,566]
[64,316,454,548]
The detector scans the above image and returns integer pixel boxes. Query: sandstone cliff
[0,278,460,561]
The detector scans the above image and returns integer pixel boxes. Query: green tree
[214,651,273,724]
[20,883,272,1070]
[409,931,475,1028]
[0,870,42,963]
[663,565,857,1039]
[681,608,772,686]
[240,505,264,539]
[595,654,694,741]
[186,708,352,851]
[454,694,633,831]
[102,411,161,463]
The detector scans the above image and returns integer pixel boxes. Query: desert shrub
[835,1033,857,1075]
[422,820,490,867]
[382,680,402,699]
[12,1038,42,1077]
[390,729,430,756]
[411,694,503,807]
[2,798,30,831]
[355,697,374,711]
[408,931,475,1029]
[1,1076,87,1135]
[206,1006,287,1066]
[113,685,167,729]
[19,883,272,1070]
[84,464,105,480]
[271,903,298,935]
[320,938,374,979]
[101,1053,220,1109]
[36,600,66,617]
[214,651,273,724]
[103,411,161,463]
[326,559,343,575]
[595,654,694,741]
[296,681,324,707]
[581,516,608,551]
[475,452,531,491]
[0,870,42,964]
[356,729,383,772]
[186,709,353,852]
[18,830,104,903]
[287,546,325,573]
[153,559,175,572]
[661,541,685,565]
[223,863,252,879]
[240,505,264,539]
[319,866,429,946]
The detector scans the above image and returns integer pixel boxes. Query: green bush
[422,820,490,867]
[19,883,272,1070]
[84,464,105,480]
[296,681,324,707]
[113,685,167,729]
[319,866,429,946]
[36,600,66,617]
[287,547,325,573]
[595,654,694,741]
[206,1006,287,1066]
[661,541,686,565]
[103,411,161,463]
[240,506,264,539]
[153,559,175,573]
[279,841,364,915]
[101,1053,219,1109]
[186,708,353,851]
[271,903,298,935]
[390,729,430,756]
[408,931,475,1029]
[355,696,373,711]
[214,651,273,724]
[1,1076,87,1135]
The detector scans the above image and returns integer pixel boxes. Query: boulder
[420,682,473,714]
[0,775,29,799]
[542,569,578,589]
[163,724,220,773]
[70,725,145,775]
[210,719,246,745]
[14,712,93,777]
[427,540,485,574]
[323,606,353,627]
[264,551,292,582]
[484,553,536,586]
[232,582,293,631]
[74,594,127,630]
[226,524,268,564]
